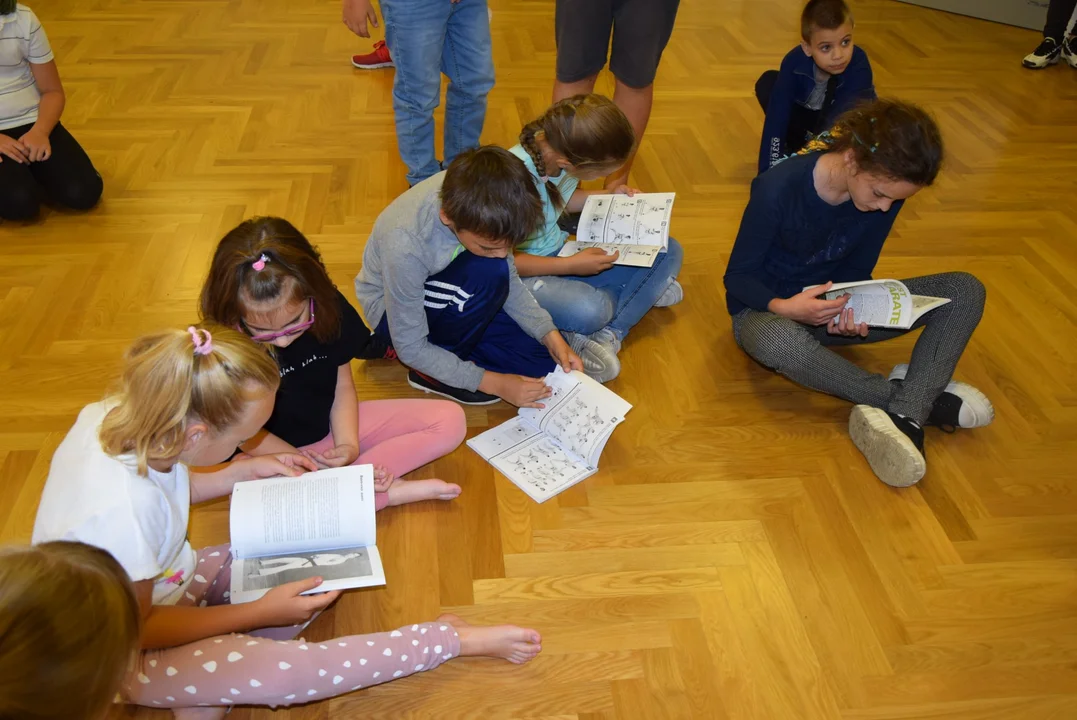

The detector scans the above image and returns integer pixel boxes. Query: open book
[228,465,385,604]
[557,192,676,268]
[467,368,633,503]
[806,279,951,329]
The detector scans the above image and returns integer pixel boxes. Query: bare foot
[385,478,462,507]
[173,708,228,720]
[438,613,542,665]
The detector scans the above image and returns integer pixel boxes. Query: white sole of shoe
[1064,52,1077,68]
[407,376,500,405]
[849,405,926,488]
[351,61,394,69]
[888,364,995,428]
[1022,54,1060,68]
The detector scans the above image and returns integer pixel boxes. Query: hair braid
[519,122,565,211]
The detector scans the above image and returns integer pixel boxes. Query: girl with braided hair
[510,94,685,383]
[724,98,994,489]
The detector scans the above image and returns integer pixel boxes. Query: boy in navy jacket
[755,0,875,175]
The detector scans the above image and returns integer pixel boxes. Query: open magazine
[228,465,385,604]
[806,279,951,329]
[557,192,675,268]
[467,368,633,502]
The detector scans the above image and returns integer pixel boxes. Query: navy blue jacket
[724,152,903,316]
[758,45,876,174]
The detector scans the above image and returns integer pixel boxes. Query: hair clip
[851,130,878,153]
[252,253,269,272]
[188,326,213,356]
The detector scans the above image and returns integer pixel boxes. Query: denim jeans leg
[382,0,451,186]
[582,236,685,339]
[441,0,495,165]
[522,276,615,335]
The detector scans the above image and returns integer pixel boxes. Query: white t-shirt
[32,401,198,606]
[0,5,53,131]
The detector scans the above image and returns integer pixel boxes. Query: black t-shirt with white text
[264,290,388,447]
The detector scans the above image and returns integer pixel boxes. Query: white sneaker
[888,364,994,429]
[849,405,927,488]
[564,332,620,383]
[654,279,683,308]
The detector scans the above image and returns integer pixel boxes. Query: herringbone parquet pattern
[2,0,1076,718]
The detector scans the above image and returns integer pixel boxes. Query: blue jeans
[522,237,684,338]
[381,0,495,186]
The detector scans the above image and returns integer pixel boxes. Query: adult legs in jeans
[581,236,684,341]
[0,122,102,220]
[442,0,495,166]
[381,0,451,186]
[298,399,467,510]
[731,272,986,426]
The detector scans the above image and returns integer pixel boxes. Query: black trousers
[1044,0,1077,39]
[0,121,102,220]
[755,69,837,156]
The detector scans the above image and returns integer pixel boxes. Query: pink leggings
[298,398,466,511]
[123,545,461,710]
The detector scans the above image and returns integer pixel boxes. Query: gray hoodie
[354,173,557,392]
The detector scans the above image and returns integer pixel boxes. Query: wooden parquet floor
[2,0,1077,718]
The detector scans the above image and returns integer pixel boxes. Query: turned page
[229,465,376,560]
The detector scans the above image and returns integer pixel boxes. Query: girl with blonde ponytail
[32,325,542,718]
[511,94,685,383]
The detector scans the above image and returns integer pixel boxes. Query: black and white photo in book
[228,465,385,603]
[467,369,633,503]
[239,549,375,594]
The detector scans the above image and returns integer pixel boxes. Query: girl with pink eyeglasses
[200,216,465,510]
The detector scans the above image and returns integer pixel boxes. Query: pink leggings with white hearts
[122,545,461,710]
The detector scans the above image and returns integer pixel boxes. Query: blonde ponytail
[99,325,279,474]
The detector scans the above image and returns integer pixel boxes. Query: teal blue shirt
[509,144,580,257]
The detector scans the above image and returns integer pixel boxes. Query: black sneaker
[407,370,500,405]
[1023,37,1061,68]
[849,405,926,488]
[888,364,994,430]
[1063,36,1077,68]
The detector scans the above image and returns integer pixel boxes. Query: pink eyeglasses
[244,298,316,342]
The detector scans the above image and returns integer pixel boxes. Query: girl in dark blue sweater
[724,99,993,489]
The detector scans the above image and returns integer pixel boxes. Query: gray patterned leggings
[122,544,461,710]
[731,272,986,425]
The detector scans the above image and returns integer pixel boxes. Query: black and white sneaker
[407,370,500,405]
[1023,37,1061,68]
[849,405,926,488]
[1063,36,1077,68]
[888,364,994,430]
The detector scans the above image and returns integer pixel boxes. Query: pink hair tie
[538,176,549,183]
[188,326,213,356]
[252,253,269,272]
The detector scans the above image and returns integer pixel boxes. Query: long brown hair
[519,94,635,210]
[826,98,944,186]
[0,542,141,720]
[200,217,342,343]
[98,325,280,475]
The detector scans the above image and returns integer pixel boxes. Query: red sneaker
[351,40,394,70]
